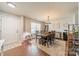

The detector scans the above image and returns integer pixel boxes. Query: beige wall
[24,17,45,33]
[24,17,31,33]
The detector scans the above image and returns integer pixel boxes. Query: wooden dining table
[36,32,50,44]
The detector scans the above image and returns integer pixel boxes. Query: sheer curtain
[0,15,2,40]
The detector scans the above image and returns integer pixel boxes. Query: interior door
[1,14,19,45]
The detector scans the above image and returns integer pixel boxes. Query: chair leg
[46,42,49,48]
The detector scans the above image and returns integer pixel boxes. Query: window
[31,22,41,34]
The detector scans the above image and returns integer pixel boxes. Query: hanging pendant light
[46,16,51,25]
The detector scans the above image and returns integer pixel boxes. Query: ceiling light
[46,16,51,25]
[7,2,16,8]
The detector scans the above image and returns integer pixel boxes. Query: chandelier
[46,16,51,25]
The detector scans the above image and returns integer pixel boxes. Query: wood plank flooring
[1,42,49,56]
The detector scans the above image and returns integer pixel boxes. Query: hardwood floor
[2,41,49,56]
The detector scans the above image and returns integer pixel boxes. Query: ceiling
[0,2,77,22]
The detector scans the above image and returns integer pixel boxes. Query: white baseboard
[3,41,22,52]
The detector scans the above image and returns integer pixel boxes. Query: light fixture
[7,2,16,8]
[46,16,51,25]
